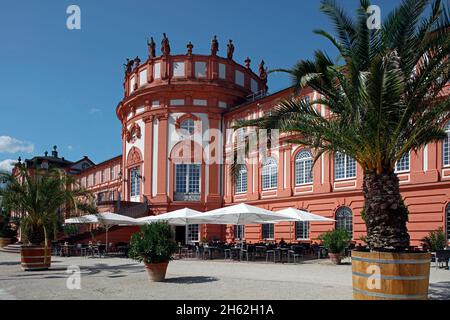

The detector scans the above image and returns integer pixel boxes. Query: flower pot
[21,245,51,271]
[328,252,342,264]
[352,251,431,300]
[0,237,12,248]
[144,261,169,282]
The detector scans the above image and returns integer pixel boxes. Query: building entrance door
[175,226,186,245]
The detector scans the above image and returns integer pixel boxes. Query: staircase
[0,244,21,254]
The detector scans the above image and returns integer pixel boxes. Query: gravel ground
[0,251,448,300]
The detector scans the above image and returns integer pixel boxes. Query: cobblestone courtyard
[0,251,449,300]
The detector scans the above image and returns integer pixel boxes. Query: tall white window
[296,221,310,240]
[262,157,278,190]
[172,61,185,77]
[235,165,247,194]
[262,223,274,239]
[139,69,147,86]
[175,164,201,201]
[110,167,115,180]
[234,225,244,240]
[154,62,161,79]
[130,167,141,198]
[443,122,450,166]
[195,61,207,78]
[295,150,313,185]
[180,119,195,135]
[235,70,244,86]
[335,152,356,180]
[251,79,258,93]
[219,63,226,79]
[129,76,135,93]
[187,224,199,243]
[336,207,353,237]
[395,151,410,172]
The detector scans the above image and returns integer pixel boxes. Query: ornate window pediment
[127,147,143,167]
[126,123,141,143]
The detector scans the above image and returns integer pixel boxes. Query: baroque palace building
[15,35,450,246]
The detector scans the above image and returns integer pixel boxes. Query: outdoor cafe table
[203,246,223,259]
[274,247,290,263]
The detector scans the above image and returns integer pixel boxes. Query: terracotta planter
[144,261,169,282]
[328,252,342,264]
[0,237,12,248]
[21,245,52,271]
[352,251,431,300]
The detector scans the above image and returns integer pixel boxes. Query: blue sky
[0,0,401,171]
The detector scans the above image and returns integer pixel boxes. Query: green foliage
[0,210,16,238]
[0,166,96,245]
[63,224,80,237]
[421,227,447,251]
[128,222,178,264]
[318,229,351,253]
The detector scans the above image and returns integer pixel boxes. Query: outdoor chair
[266,245,276,263]
[288,245,303,264]
[240,245,255,262]
[435,249,450,270]
[224,246,232,260]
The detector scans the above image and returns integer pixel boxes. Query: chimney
[52,145,58,158]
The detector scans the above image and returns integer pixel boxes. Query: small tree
[421,227,446,251]
[0,166,95,255]
[318,229,351,254]
[128,222,178,264]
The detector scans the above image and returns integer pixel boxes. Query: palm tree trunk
[363,170,410,251]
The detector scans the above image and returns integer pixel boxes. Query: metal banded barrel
[351,251,431,300]
[21,245,51,271]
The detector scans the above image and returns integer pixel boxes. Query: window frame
[295,150,314,186]
[334,152,356,180]
[234,164,247,194]
[261,157,278,190]
[443,122,450,167]
[262,223,275,240]
[395,151,411,173]
[335,206,353,238]
[295,221,310,240]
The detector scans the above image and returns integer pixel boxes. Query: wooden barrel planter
[352,251,431,300]
[21,245,52,271]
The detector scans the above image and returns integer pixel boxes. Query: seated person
[279,238,287,247]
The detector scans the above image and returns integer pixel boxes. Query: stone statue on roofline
[259,59,268,83]
[211,35,219,56]
[161,33,171,56]
[187,41,194,55]
[134,56,141,69]
[147,36,156,58]
[227,39,234,60]
[245,57,251,69]
[124,58,134,75]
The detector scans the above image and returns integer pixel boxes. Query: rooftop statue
[259,60,268,82]
[147,37,156,58]
[124,58,134,75]
[211,35,219,56]
[161,33,171,56]
[227,39,234,60]
[187,41,194,55]
[245,57,251,69]
[134,56,141,69]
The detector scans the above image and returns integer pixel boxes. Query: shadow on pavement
[429,281,450,300]
[164,276,219,284]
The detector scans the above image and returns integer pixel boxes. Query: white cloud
[0,136,34,154]
[0,159,16,173]
[67,145,74,151]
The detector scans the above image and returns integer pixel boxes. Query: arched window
[180,119,195,135]
[446,203,450,241]
[235,165,247,194]
[443,122,450,166]
[335,152,356,179]
[395,151,410,172]
[262,157,277,190]
[295,150,313,185]
[335,206,353,236]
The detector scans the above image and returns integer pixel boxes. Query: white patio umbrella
[189,203,297,225]
[65,212,140,252]
[272,208,335,242]
[136,208,204,226]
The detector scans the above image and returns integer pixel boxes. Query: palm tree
[0,165,96,253]
[235,0,449,251]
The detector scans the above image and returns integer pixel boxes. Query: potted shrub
[318,229,351,264]
[0,166,95,270]
[129,222,178,282]
[0,210,17,247]
[421,228,446,252]
[235,0,448,300]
